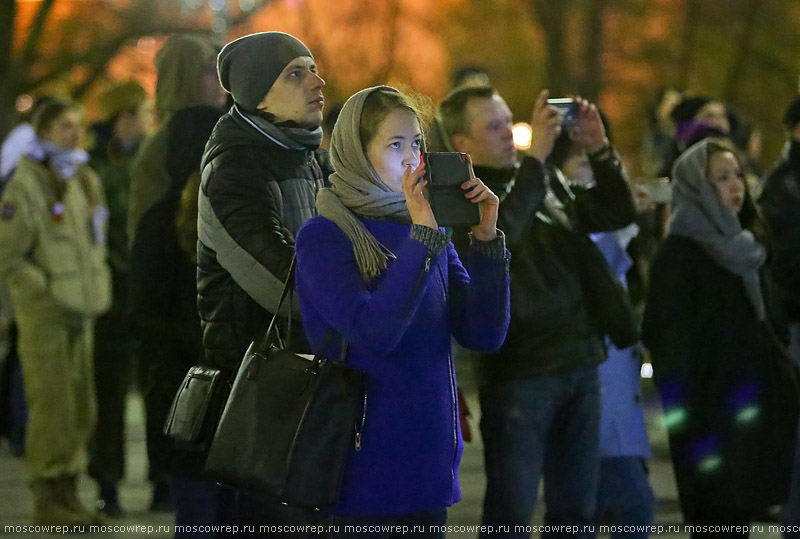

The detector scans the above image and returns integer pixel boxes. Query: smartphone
[636,177,672,204]
[547,98,579,126]
[422,152,480,227]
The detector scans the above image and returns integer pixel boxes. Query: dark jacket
[759,140,800,322]
[197,110,332,373]
[88,127,138,317]
[469,153,635,384]
[129,106,223,475]
[642,235,798,516]
[296,216,509,515]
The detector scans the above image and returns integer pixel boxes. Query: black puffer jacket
[197,110,331,373]
[759,140,800,322]
[468,153,635,384]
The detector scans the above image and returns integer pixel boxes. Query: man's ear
[451,134,470,154]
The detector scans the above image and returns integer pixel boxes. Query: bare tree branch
[530,0,571,94]
[0,0,15,77]
[723,0,762,103]
[21,0,56,65]
[677,0,700,88]
[581,0,609,101]
[375,0,402,84]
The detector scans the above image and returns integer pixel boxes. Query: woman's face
[561,149,594,187]
[366,109,422,193]
[41,109,83,150]
[694,101,730,134]
[707,150,745,214]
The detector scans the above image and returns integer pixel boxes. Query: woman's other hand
[402,161,438,230]
[464,176,499,241]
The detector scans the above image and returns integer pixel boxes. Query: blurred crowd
[1,30,800,539]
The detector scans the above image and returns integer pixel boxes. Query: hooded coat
[127,35,219,243]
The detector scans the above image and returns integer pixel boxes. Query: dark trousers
[689,507,751,539]
[329,508,447,539]
[169,474,238,538]
[478,366,600,539]
[596,457,655,539]
[88,314,131,486]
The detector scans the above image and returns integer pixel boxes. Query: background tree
[0,0,270,138]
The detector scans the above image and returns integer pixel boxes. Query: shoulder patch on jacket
[1,202,16,220]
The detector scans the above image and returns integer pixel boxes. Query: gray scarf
[234,105,323,150]
[668,139,767,320]
[316,86,412,281]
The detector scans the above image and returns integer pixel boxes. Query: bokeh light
[640,362,653,379]
[512,122,532,150]
[15,94,34,113]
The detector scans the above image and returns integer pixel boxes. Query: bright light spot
[137,37,157,52]
[512,122,532,150]
[15,94,34,113]
[735,405,759,425]
[211,17,227,33]
[239,0,255,10]
[699,455,722,473]
[640,362,653,379]
[209,0,226,11]
[662,407,687,431]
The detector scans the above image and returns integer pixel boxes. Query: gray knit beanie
[217,32,313,111]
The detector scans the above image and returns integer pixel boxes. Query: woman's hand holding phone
[402,161,438,230]
[463,159,499,241]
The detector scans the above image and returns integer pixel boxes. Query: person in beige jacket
[0,98,111,527]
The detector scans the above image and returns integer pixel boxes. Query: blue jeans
[169,474,237,538]
[781,324,800,539]
[479,365,600,539]
[329,508,447,539]
[596,457,655,539]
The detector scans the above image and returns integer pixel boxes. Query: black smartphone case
[423,152,480,227]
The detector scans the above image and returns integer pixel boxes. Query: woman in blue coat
[295,86,510,536]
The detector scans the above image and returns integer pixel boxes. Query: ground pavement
[0,366,786,538]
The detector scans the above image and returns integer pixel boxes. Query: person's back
[127,34,225,244]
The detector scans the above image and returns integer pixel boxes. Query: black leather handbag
[202,257,365,509]
[163,365,227,452]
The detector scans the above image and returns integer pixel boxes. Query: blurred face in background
[695,101,730,134]
[707,149,745,214]
[203,62,228,108]
[453,94,517,169]
[560,148,595,187]
[41,109,83,150]
[117,100,155,144]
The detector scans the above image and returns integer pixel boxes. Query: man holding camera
[438,87,635,537]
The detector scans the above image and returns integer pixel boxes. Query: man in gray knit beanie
[217,31,324,127]
[198,29,330,534]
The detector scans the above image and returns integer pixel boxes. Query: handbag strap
[256,255,297,352]
[254,254,349,363]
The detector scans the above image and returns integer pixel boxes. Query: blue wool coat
[591,231,652,459]
[295,216,510,516]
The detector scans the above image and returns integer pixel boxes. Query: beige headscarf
[316,86,416,281]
